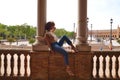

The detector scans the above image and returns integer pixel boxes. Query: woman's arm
[44,34,55,54]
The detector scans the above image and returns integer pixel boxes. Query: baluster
[92,55,97,78]
[13,54,18,76]
[6,54,11,76]
[111,56,116,78]
[99,55,104,78]
[27,54,31,76]
[105,55,110,78]
[20,54,25,76]
[0,54,4,76]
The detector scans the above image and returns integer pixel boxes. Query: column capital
[32,36,49,51]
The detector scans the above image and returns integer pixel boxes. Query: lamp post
[110,18,113,50]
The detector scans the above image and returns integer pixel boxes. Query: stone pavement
[89,40,120,51]
[1,40,120,51]
[0,44,31,50]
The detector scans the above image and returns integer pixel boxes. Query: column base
[32,44,49,51]
[76,43,91,51]
[32,36,50,51]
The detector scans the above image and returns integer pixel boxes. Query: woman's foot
[66,66,74,76]
[71,44,78,53]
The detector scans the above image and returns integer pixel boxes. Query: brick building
[89,26,120,40]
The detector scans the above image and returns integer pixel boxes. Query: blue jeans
[51,35,72,65]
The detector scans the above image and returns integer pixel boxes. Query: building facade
[89,26,120,40]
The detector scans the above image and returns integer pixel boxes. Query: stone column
[32,0,49,51]
[75,0,91,51]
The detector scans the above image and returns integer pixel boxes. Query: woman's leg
[58,35,72,46]
[58,35,78,52]
[51,43,74,76]
[51,42,69,65]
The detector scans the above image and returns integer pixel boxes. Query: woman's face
[51,26,56,32]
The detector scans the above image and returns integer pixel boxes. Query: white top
[47,32,58,42]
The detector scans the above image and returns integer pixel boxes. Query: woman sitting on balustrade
[44,21,78,76]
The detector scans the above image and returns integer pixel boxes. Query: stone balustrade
[0,49,120,80]
[92,51,120,80]
[0,49,31,80]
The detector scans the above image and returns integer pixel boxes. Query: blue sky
[0,0,120,31]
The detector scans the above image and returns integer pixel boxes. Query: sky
[0,0,120,31]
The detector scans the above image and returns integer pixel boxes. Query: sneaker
[66,67,74,76]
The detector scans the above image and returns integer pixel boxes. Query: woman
[44,21,78,76]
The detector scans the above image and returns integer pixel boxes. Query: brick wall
[31,51,92,80]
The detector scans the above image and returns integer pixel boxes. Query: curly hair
[45,21,55,31]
